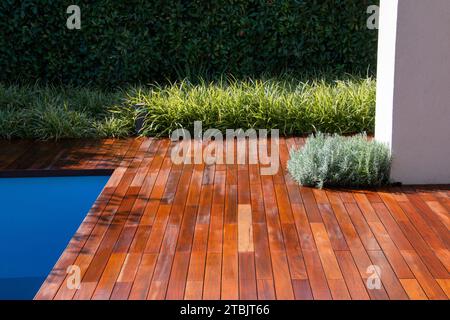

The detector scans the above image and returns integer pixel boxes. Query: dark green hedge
[0,0,378,87]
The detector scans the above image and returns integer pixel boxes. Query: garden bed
[0,76,375,140]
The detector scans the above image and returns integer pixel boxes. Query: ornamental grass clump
[287,133,391,188]
[127,77,376,137]
[0,78,376,140]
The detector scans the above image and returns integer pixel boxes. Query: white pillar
[376,0,450,184]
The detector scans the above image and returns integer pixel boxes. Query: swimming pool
[0,175,110,300]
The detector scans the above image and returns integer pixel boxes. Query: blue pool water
[0,176,109,300]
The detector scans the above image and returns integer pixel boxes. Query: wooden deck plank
[203,252,222,300]
[222,225,238,299]
[400,279,428,300]
[0,138,448,300]
[281,223,307,280]
[237,203,257,300]
[292,279,313,300]
[345,203,381,251]
[92,253,127,300]
[380,193,449,279]
[111,252,142,299]
[253,223,274,281]
[367,222,414,279]
[335,251,370,300]
[317,203,349,251]
[326,191,374,279]
[436,279,450,299]
[310,223,344,281]
[290,203,332,299]
[257,279,276,300]
[404,192,450,248]
[128,253,158,300]
[367,250,409,300]
[401,250,447,300]
[398,200,449,251]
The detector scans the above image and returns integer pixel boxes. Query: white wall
[376,0,450,184]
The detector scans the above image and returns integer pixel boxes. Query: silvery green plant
[288,133,391,188]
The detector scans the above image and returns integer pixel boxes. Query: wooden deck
[0,138,449,300]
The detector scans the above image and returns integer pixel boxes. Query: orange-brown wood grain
[2,138,447,301]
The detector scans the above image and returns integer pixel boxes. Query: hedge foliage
[0,0,378,87]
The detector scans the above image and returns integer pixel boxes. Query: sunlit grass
[0,76,376,140]
[127,76,376,136]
